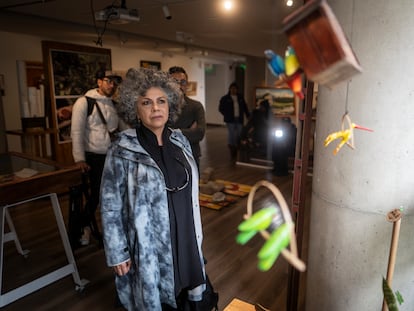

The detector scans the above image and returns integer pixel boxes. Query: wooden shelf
[6,128,56,158]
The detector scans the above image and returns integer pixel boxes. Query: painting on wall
[140,60,161,70]
[186,81,197,96]
[42,41,112,164]
[255,87,295,116]
[42,41,111,145]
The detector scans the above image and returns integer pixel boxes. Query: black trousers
[84,152,106,234]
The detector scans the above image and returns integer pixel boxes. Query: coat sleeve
[100,147,131,267]
[179,100,206,144]
[71,97,88,163]
[218,96,225,115]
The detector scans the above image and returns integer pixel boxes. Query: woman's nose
[151,102,159,111]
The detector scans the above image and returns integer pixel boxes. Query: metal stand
[0,193,89,307]
[4,209,30,257]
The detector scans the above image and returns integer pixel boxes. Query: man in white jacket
[71,69,122,246]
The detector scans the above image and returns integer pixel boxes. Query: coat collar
[116,127,193,159]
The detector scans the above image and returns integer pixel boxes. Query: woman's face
[136,87,169,134]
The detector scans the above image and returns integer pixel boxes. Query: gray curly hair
[116,67,183,127]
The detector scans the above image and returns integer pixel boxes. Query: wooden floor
[2,125,312,311]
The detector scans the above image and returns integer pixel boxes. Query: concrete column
[306,0,414,310]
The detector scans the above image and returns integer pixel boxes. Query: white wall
[205,63,233,125]
[0,31,236,152]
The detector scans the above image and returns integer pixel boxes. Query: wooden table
[0,152,88,307]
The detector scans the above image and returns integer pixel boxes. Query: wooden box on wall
[283,0,362,88]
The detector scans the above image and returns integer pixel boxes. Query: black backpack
[85,96,119,141]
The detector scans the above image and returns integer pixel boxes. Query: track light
[162,5,172,20]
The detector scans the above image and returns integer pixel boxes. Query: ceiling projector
[95,7,140,24]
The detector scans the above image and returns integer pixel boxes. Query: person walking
[168,66,206,171]
[70,69,122,246]
[100,68,217,310]
[219,82,250,161]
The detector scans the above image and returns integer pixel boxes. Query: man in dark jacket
[169,66,206,171]
[219,82,250,161]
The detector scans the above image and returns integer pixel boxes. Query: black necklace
[165,157,190,193]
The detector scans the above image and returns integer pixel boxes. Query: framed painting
[255,87,295,116]
[42,41,112,163]
[186,81,197,96]
[140,60,161,70]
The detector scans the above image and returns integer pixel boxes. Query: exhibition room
[0,1,412,310]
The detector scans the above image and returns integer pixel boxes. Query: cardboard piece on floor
[224,298,256,311]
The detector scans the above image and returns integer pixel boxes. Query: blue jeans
[226,122,243,146]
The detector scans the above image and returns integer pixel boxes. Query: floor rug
[199,180,252,210]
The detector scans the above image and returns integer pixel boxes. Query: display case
[0,152,80,205]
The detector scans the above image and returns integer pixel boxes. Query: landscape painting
[255,87,295,115]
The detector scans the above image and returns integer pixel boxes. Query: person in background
[239,100,296,175]
[168,66,206,171]
[240,99,272,151]
[100,68,217,310]
[219,82,250,161]
[70,69,122,246]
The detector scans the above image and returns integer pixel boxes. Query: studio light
[274,129,284,138]
[162,5,172,20]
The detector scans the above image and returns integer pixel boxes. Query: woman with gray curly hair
[116,67,182,127]
[100,68,217,310]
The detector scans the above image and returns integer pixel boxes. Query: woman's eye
[157,98,167,105]
[141,100,152,106]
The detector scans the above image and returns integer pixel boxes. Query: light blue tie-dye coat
[100,128,205,310]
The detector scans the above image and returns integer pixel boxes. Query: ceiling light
[286,0,293,7]
[223,0,233,11]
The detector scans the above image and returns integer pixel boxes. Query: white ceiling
[0,0,304,59]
